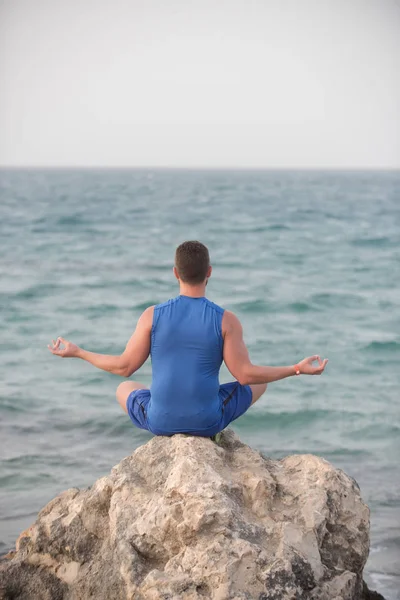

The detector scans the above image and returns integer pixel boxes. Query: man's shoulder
[154,297,180,311]
[221,309,242,334]
[203,297,225,315]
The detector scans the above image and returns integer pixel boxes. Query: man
[48,241,328,437]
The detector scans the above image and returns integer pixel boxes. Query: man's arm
[48,306,154,377]
[222,311,328,385]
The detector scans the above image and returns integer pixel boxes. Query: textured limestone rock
[0,429,376,599]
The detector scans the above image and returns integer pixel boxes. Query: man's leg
[217,382,268,434]
[116,381,147,414]
[249,383,268,406]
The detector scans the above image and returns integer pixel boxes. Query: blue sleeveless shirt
[147,295,224,434]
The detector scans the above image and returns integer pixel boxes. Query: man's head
[174,241,212,285]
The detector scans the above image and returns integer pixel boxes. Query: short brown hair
[175,241,210,284]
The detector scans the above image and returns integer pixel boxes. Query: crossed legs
[116,381,147,414]
[249,383,268,405]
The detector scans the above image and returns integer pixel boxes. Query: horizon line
[0,165,399,172]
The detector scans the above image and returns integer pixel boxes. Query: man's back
[48,240,328,438]
[148,295,224,434]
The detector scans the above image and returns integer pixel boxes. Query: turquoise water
[0,169,399,598]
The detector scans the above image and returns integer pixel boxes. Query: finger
[307,355,319,364]
[48,346,61,355]
[315,359,328,373]
[58,337,68,345]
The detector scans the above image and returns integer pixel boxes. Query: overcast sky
[0,0,399,168]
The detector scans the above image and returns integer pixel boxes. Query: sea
[0,168,399,598]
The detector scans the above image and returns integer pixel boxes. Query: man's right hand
[297,355,328,375]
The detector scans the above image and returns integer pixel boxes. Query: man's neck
[179,284,207,298]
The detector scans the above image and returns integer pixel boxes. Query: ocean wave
[310,292,366,308]
[0,397,29,412]
[350,422,400,440]
[3,453,83,469]
[212,261,245,269]
[120,278,168,288]
[227,224,290,233]
[362,340,400,353]
[287,301,313,312]
[133,300,161,310]
[350,236,393,247]
[84,304,120,315]
[267,224,291,231]
[237,408,361,429]
[52,417,132,437]
[324,448,371,458]
[377,497,400,509]
[56,214,87,226]
[137,263,172,272]
[233,299,271,313]
[0,510,41,524]
[0,472,53,489]
[13,283,62,300]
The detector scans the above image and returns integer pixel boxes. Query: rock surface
[0,429,380,599]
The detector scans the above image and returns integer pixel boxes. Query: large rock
[0,430,378,599]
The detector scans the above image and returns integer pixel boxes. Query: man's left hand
[48,337,80,358]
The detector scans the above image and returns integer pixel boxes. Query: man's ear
[207,265,212,279]
[173,266,180,281]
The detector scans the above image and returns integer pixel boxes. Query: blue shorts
[126,382,253,436]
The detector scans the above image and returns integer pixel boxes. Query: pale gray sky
[0,0,399,168]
